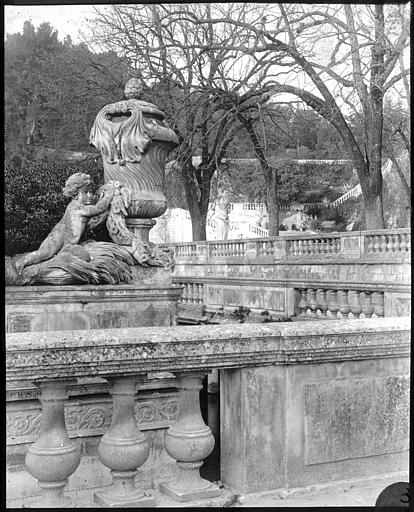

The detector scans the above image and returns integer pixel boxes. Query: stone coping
[164,228,411,246]
[6,318,410,383]
[5,284,183,304]
[174,256,410,263]
[172,276,410,292]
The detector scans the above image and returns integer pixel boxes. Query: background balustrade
[294,288,385,320]
[167,229,410,262]
[364,231,411,254]
[178,282,204,305]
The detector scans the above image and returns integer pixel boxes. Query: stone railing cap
[6,318,410,383]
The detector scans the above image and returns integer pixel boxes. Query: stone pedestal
[94,377,154,507]
[24,381,80,508]
[221,358,409,494]
[160,373,220,501]
[126,218,156,243]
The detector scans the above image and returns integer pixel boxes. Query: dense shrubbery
[5,158,105,255]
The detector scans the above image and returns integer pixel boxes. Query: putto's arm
[80,185,117,218]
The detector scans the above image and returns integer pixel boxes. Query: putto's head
[63,173,94,204]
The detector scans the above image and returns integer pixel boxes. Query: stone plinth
[6,284,181,333]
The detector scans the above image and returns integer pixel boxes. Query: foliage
[5,158,105,255]
[230,306,251,323]
[4,20,130,159]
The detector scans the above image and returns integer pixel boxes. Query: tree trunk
[191,212,207,241]
[238,114,279,237]
[264,169,279,237]
[363,194,385,230]
[358,165,385,230]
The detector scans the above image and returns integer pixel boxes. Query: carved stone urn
[90,78,178,239]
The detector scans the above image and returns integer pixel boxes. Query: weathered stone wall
[6,318,410,498]
[221,358,409,492]
[167,229,410,319]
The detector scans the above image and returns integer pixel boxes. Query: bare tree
[189,3,410,229]
[86,3,279,240]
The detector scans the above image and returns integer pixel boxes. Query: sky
[4,4,95,42]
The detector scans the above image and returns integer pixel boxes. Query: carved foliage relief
[7,394,179,445]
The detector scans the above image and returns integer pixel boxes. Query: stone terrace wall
[163,229,411,321]
[6,318,410,501]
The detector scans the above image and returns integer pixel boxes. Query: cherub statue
[6,172,174,286]
[15,173,118,273]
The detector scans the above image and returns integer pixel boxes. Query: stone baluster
[293,240,300,256]
[181,284,188,303]
[349,290,363,319]
[376,235,382,252]
[367,236,374,253]
[318,238,325,254]
[317,289,328,318]
[308,288,318,317]
[373,235,381,253]
[327,290,339,319]
[309,239,315,255]
[94,376,153,507]
[338,290,351,319]
[406,234,411,252]
[318,239,325,255]
[267,241,272,257]
[372,291,385,317]
[297,289,309,317]
[380,235,387,253]
[160,373,220,501]
[327,239,334,254]
[296,240,302,256]
[361,292,374,318]
[399,234,407,252]
[25,380,81,507]
[392,234,400,252]
[301,240,308,255]
[386,235,393,252]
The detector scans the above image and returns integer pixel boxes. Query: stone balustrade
[209,241,247,258]
[6,318,410,505]
[178,282,204,305]
[364,230,411,254]
[295,288,384,319]
[165,228,411,262]
[162,229,410,322]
